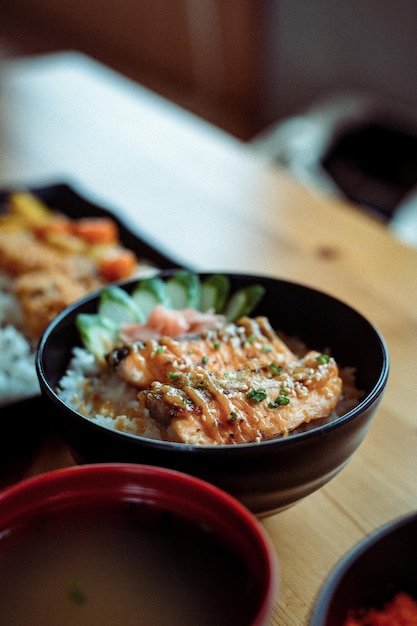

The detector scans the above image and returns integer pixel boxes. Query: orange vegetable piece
[33,217,72,239]
[72,217,119,244]
[99,250,137,282]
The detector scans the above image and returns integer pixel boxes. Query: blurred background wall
[261,0,417,124]
[0,0,417,140]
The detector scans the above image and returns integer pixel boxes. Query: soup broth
[0,500,259,625]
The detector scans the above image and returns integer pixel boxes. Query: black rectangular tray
[0,182,186,463]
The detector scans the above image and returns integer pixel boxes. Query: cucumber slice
[224,284,265,322]
[165,271,200,309]
[76,313,119,361]
[98,286,145,325]
[199,274,230,313]
[131,276,169,320]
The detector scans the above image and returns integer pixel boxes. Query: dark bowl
[309,510,417,625]
[0,463,277,625]
[36,272,389,516]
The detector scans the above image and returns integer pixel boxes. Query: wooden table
[1,52,417,625]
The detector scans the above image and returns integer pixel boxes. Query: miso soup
[0,501,260,625]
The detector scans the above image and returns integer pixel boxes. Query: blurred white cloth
[390,189,417,247]
[252,92,417,248]
[251,92,391,196]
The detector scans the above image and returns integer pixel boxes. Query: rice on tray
[0,274,40,405]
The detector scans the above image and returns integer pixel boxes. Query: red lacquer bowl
[0,463,278,625]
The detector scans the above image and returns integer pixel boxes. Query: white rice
[0,274,40,406]
[58,346,163,440]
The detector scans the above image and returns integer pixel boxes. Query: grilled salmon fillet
[107,316,297,389]
[138,351,343,444]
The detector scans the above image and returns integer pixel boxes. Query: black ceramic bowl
[309,511,417,625]
[36,272,389,517]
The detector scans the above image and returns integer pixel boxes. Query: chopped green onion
[246,388,268,403]
[316,354,331,364]
[268,395,291,408]
[269,363,282,376]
